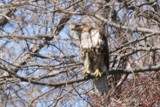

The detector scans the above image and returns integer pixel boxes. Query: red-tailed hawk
[69,24,109,95]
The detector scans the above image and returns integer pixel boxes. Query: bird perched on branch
[69,23,110,95]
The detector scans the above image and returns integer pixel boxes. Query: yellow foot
[94,69,102,77]
[84,66,90,74]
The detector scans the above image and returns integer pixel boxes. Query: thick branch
[1,64,160,87]
[58,10,160,34]
[0,9,16,27]
[110,33,155,53]
[94,14,160,34]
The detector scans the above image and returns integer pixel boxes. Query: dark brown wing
[100,30,109,70]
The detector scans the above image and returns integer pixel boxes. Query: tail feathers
[94,76,109,96]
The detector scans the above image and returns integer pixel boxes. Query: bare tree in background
[0,0,160,106]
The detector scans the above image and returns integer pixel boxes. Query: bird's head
[70,24,83,32]
[68,23,93,39]
[69,23,92,32]
[67,23,84,44]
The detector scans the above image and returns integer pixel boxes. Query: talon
[94,69,102,77]
[84,65,90,74]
